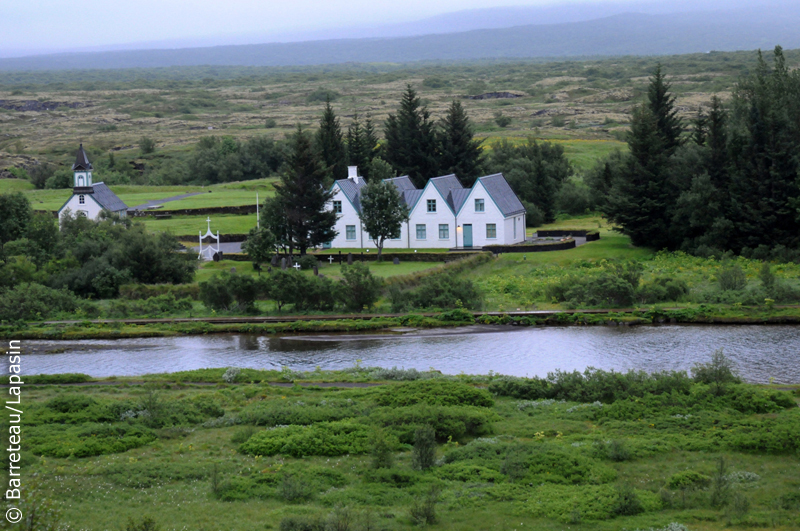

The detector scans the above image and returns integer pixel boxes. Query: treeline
[0,193,194,319]
[589,47,800,260]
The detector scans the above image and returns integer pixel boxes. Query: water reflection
[11,325,800,383]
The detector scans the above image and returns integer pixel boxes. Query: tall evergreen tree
[604,105,674,249]
[315,98,348,181]
[277,127,338,255]
[346,113,376,180]
[438,100,484,186]
[383,85,440,187]
[648,64,683,155]
[727,46,800,251]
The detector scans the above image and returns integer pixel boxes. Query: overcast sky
[2,0,645,56]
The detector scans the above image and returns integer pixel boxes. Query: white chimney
[348,166,359,183]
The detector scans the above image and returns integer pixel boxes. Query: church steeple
[72,144,93,188]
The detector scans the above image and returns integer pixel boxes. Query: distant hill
[2,6,800,71]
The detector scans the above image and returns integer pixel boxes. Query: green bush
[370,404,497,444]
[0,282,81,321]
[376,380,494,408]
[412,425,437,471]
[340,263,382,312]
[199,272,262,312]
[106,293,193,318]
[25,373,91,384]
[28,423,157,458]
[238,398,364,426]
[307,88,340,102]
[390,273,483,311]
[668,470,711,490]
[519,484,660,522]
[718,263,747,291]
[435,463,504,483]
[438,308,475,322]
[239,421,372,457]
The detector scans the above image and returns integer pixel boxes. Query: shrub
[412,425,437,470]
[376,380,494,408]
[409,486,439,526]
[0,282,80,321]
[370,405,496,444]
[126,516,160,531]
[435,463,503,483]
[710,457,731,508]
[391,273,483,311]
[691,349,741,394]
[668,470,711,490]
[239,421,372,457]
[718,263,747,291]
[239,398,364,426]
[279,516,325,531]
[298,255,318,270]
[340,263,382,312]
[199,272,261,312]
[613,484,644,516]
[370,429,395,469]
[307,88,340,102]
[222,367,241,383]
[606,439,632,462]
[139,136,156,155]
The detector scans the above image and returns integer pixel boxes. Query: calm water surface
[14,324,800,383]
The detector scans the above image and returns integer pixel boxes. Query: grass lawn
[481,136,626,172]
[13,178,277,211]
[145,213,257,235]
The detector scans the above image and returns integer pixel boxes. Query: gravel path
[128,192,206,211]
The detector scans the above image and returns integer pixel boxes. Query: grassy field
[149,213,258,235]
[5,368,799,531]
[0,178,275,212]
[196,259,441,283]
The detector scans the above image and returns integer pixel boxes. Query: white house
[326,166,526,249]
[58,144,128,223]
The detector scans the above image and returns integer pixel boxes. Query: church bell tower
[72,143,93,190]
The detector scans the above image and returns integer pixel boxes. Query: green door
[463,224,473,247]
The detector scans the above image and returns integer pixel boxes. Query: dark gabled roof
[385,175,416,193]
[91,182,127,212]
[429,174,463,199]
[478,173,526,217]
[72,144,92,171]
[335,178,367,213]
[402,189,423,209]
[450,188,471,213]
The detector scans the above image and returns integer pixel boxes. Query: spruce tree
[384,85,440,187]
[728,46,800,252]
[648,65,683,155]
[346,113,374,180]
[315,98,348,181]
[438,100,484,186]
[604,105,673,249]
[277,126,338,255]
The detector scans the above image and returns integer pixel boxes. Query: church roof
[90,183,128,212]
[72,144,92,171]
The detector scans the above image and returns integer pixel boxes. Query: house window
[475,198,484,212]
[438,224,449,239]
[427,199,436,213]
[333,200,342,214]
[416,224,426,240]
[346,225,356,240]
[486,223,497,239]
[79,195,85,204]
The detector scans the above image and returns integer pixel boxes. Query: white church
[326,167,526,249]
[58,144,128,223]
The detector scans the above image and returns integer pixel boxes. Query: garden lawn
[145,214,257,235]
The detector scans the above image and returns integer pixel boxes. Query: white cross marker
[292,263,301,270]
[328,256,334,264]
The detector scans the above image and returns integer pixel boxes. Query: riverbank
[6,364,800,531]
[6,305,800,340]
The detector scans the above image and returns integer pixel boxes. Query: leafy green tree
[29,163,55,190]
[383,85,440,187]
[242,226,276,274]
[139,136,156,155]
[368,158,395,181]
[259,196,291,253]
[277,126,338,255]
[0,192,32,245]
[439,100,484,186]
[315,99,348,181]
[359,179,409,259]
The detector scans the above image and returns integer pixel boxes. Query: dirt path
[128,192,205,211]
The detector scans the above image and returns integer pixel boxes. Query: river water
[14,324,800,383]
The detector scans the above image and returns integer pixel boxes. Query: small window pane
[79,195,85,204]
[475,198,484,212]
[487,224,497,239]
[333,200,342,214]
[427,199,436,212]
[438,224,449,239]
[416,224,426,239]
[346,225,356,240]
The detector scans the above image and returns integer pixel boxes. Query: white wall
[58,193,103,223]
[327,184,364,248]
[405,181,456,249]
[457,181,526,246]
